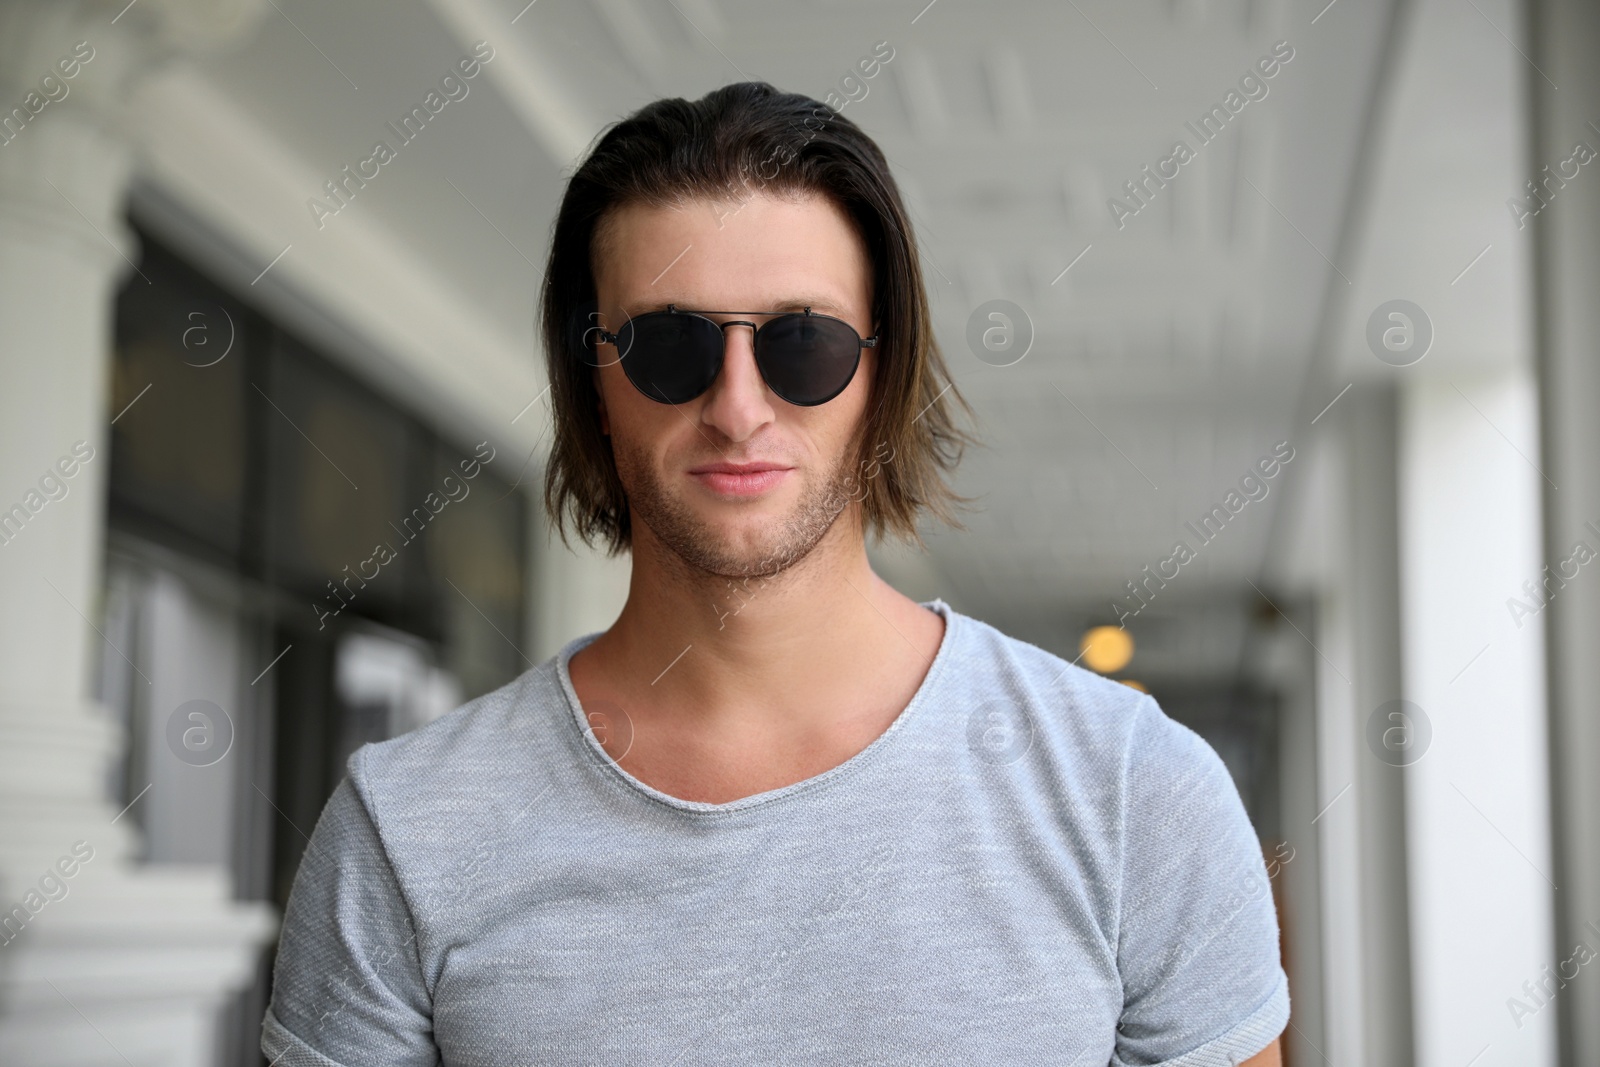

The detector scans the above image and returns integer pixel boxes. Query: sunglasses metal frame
[591,304,877,406]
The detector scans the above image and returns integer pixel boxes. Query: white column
[0,2,275,1065]
[1314,577,1369,1067]
[1529,0,1600,1059]
[1286,386,1419,1067]
[1398,371,1556,1067]
[529,490,632,662]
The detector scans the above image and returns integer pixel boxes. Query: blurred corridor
[2,0,1598,1063]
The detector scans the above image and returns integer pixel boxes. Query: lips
[687,461,793,497]
[688,462,791,475]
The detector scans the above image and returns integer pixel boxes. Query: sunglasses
[585,304,877,407]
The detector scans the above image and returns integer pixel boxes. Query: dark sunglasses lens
[757,315,862,405]
[620,313,722,404]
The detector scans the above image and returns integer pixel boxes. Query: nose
[695,318,777,442]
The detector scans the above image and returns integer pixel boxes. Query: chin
[631,460,841,580]
[694,508,809,573]
[700,509,787,552]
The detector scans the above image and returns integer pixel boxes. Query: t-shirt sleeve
[1111,696,1289,1067]
[261,764,439,1067]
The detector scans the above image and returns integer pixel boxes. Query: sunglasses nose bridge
[705,318,763,393]
[693,316,753,364]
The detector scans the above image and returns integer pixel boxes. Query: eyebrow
[621,298,845,316]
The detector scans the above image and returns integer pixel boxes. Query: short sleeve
[1112,697,1289,1066]
[262,765,439,1067]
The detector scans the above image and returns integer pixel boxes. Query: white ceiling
[151,0,1448,681]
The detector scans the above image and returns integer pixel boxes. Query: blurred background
[0,0,1595,1063]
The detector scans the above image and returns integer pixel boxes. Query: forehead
[591,191,872,315]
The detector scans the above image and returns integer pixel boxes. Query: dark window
[110,222,532,1067]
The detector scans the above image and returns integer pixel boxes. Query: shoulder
[949,610,1215,778]
[343,658,569,831]
[946,610,1242,846]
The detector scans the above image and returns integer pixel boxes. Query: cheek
[804,371,873,476]
[600,371,678,470]
[598,363,648,438]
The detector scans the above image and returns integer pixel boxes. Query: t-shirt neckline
[553,598,958,817]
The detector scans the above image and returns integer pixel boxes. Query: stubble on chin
[613,439,859,583]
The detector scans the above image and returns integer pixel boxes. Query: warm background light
[1080,625,1134,674]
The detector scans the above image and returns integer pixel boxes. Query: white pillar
[0,2,275,1064]
[1340,387,1417,1067]
[1398,371,1556,1066]
[529,488,632,662]
[1528,0,1600,1059]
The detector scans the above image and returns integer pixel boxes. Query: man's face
[591,190,877,581]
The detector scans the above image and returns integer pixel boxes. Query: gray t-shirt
[263,598,1288,1066]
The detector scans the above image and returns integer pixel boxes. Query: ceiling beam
[422,0,600,170]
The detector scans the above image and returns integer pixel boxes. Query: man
[264,82,1287,1066]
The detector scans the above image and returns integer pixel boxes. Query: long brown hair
[540,80,980,556]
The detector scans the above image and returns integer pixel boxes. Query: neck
[584,505,931,728]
